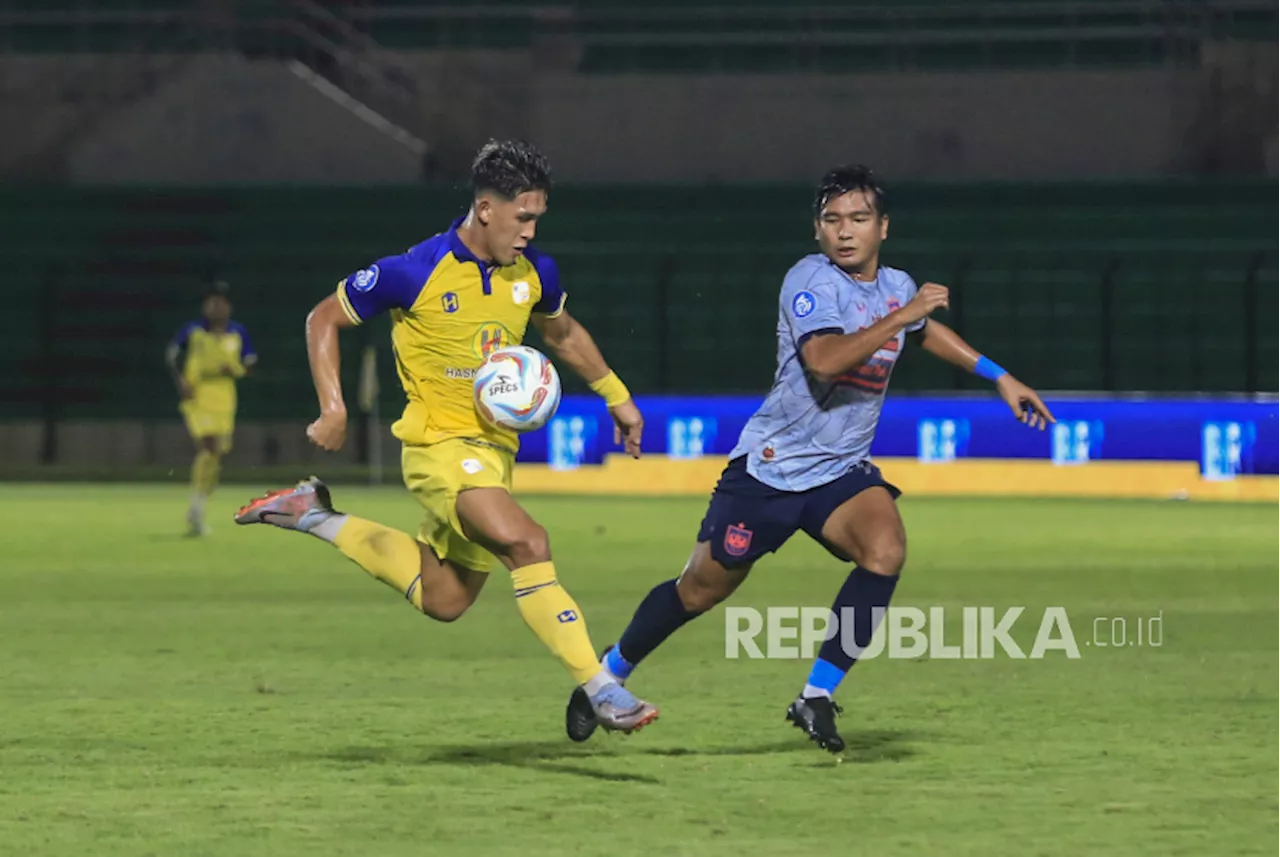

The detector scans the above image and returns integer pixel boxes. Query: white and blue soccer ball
[473,345,562,432]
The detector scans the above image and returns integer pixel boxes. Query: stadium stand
[3,1,1275,73]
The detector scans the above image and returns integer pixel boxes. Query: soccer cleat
[565,686,597,743]
[185,507,211,537]
[234,477,336,533]
[566,645,625,742]
[589,682,659,734]
[184,521,212,538]
[786,696,846,753]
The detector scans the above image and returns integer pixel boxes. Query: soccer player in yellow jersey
[234,140,659,733]
[166,281,257,536]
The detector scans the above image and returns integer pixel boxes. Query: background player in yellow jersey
[166,281,257,536]
[234,140,659,733]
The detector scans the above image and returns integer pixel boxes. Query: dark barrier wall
[3,182,1276,424]
[519,394,1279,476]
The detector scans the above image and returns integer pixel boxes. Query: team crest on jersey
[792,290,816,319]
[350,265,379,293]
[441,292,459,313]
[511,281,531,306]
[472,322,514,359]
[724,523,753,557]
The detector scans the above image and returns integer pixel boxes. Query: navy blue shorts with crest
[696,456,901,568]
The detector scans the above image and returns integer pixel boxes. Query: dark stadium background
[1,7,1277,857]
[0,0,1275,475]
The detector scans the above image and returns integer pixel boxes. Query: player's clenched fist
[307,410,347,451]
[899,282,949,324]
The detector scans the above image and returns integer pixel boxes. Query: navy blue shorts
[697,457,901,568]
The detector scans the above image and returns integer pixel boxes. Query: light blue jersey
[729,254,926,492]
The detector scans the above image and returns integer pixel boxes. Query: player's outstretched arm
[165,327,194,400]
[801,282,950,381]
[912,319,1056,430]
[531,310,643,457]
[305,294,357,451]
[222,329,258,379]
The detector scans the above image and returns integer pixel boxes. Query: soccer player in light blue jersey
[566,165,1055,751]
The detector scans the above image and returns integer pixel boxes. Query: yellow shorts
[182,406,235,453]
[402,438,514,573]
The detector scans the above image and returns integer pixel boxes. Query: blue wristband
[974,355,1008,383]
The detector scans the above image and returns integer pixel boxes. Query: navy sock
[610,579,702,679]
[805,566,900,696]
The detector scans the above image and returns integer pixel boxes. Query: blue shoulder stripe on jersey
[169,320,202,349]
[228,320,257,359]
[407,232,453,272]
[522,245,565,315]
[445,216,495,295]
[342,233,450,322]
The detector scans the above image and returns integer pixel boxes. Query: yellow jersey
[335,217,567,452]
[168,320,256,413]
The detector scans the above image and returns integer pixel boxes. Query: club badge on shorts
[724,523,753,557]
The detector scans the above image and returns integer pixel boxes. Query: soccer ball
[473,345,562,432]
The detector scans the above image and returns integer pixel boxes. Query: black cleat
[786,696,846,753]
[566,645,623,743]
[566,685,597,743]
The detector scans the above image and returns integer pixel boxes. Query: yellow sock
[189,450,205,494]
[511,561,600,684]
[333,516,425,611]
[191,450,219,496]
[203,452,222,496]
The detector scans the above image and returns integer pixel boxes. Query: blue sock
[611,579,702,679]
[804,566,900,697]
[603,647,633,679]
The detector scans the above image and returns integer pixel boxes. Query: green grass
[0,485,1275,856]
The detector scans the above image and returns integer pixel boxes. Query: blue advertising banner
[516,394,1279,478]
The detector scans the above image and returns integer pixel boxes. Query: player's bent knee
[422,597,472,623]
[862,537,906,577]
[418,576,483,623]
[506,524,552,568]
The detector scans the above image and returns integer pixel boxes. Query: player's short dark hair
[205,280,231,299]
[813,165,888,219]
[471,139,552,200]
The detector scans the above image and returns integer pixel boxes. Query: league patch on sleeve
[792,290,817,319]
[349,265,380,293]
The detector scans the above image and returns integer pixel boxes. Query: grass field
[0,484,1275,856]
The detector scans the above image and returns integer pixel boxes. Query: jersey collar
[827,256,879,291]
[447,215,496,295]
